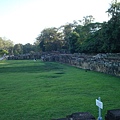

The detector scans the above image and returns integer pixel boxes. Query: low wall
[7,53,41,60]
[41,53,120,77]
[7,53,120,77]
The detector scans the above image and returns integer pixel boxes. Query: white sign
[96,99,103,109]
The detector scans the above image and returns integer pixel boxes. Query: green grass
[0,60,120,120]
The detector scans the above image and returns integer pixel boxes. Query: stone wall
[7,52,120,77]
[41,53,120,77]
[7,53,41,60]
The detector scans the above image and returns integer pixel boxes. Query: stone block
[105,109,120,120]
[67,112,96,120]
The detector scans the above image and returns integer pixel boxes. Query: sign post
[96,97,103,120]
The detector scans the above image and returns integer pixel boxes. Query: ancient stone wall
[7,53,41,60]
[7,52,120,77]
[41,53,120,77]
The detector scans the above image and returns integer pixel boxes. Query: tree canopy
[1,0,119,55]
[0,37,14,55]
[36,1,120,53]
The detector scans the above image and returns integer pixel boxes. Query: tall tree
[62,23,74,52]
[79,15,95,26]
[13,44,23,55]
[0,37,14,55]
[69,32,79,53]
[103,1,120,52]
[23,43,34,54]
[36,27,63,52]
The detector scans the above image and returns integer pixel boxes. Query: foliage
[80,1,120,53]
[12,43,38,55]
[62,23,74,51]
[104,1,120,52]
[13,44,23,55]
[0,49,8,55]
[80,15,95,26]
[69,32,79,53]
[36,27,63,52]
[0,37,14,55]
[36,1,120,53]
[1,1,120,54]
[0,60,120,120]
[23,43,37,54]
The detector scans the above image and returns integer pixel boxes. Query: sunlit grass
[0,60,120,120]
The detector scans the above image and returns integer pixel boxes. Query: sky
[0,0,117,45]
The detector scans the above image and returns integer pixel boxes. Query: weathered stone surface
[7,53,41,60]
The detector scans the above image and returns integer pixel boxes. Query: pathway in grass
[0,60,120,120]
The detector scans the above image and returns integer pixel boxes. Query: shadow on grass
[0,62,64,74]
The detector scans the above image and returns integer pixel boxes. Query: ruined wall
[41,53,120,77]
[7,53,41,60]
[7,52,120,77]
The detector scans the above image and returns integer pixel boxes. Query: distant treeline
[0,1,120,56]
[0,37,38,56]
[36,1,120,53]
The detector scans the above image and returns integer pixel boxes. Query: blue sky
[0,0,116,45]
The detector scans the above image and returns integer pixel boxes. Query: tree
[23,43,35,54]
[13,44,23,55]
[0,37,4,49]
[80,29,104,53]
[33,41,41,52]
[102,1,120,52]
[107,0,120,17]
[35,4,120,54]
[36,27,63,52]
[62,23,74,51]
[81,1,120,53]
[69,32,79,53]
[79,15,95,26]
[0,37,14,55]
[0,49,8,56]
[74,21,102,53]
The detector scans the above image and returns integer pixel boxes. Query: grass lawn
[0,60,120,120]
